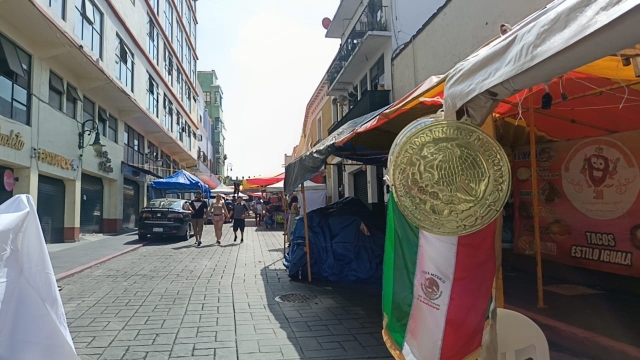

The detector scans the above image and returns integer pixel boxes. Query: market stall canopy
[442,0,640,124]
[284,106,391,194]
[246,173,284,187]
[198,176,218,190]
[149,170,211,196]
[242,179,261,190]
[267,180,325,193]
[210,183,234,195]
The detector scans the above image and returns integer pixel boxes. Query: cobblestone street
[59,224,393,360]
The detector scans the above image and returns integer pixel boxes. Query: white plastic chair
[497,308,550,360]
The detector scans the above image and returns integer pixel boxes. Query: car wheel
[138,233,148,241]
[182,224,192,241]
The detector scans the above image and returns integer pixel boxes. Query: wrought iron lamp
[78,120,106,154]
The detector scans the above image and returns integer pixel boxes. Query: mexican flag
[382,192,498,360]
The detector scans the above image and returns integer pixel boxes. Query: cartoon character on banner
[579,146,619,200]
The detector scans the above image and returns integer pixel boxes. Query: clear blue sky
[196,0,340,178]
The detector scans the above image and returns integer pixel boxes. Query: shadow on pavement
[252,254,392,359]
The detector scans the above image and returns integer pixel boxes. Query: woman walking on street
[209,194,229,245]
[286,195,299,246]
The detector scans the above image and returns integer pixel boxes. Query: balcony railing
[328,90,390,135]
[327,3,389,87]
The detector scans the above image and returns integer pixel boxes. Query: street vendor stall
[149,170,211,199]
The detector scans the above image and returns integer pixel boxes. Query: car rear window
[147,200,184,210]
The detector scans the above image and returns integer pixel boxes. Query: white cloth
[299,190,327,213]
[0,195,77,360]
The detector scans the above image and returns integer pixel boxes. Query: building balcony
[328,90,390,135]
[326,3,391,95]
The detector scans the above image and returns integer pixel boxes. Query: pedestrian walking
[189,192,208,247]
[208,194,229,245]
[229,197,249,243]
[254,199,264,226]
[286,194,299,246]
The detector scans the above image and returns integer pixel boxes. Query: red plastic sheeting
[246,172,324,187]
[494,71,640,140]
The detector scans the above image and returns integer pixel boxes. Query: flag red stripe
[440,222,497,360]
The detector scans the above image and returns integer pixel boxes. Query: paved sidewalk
[58,223,393,360]
[49,231,143,275]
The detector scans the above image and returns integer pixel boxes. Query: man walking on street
[189,192,208,247]
[229,197,249,243]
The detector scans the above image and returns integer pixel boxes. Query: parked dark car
[138,199,192,241]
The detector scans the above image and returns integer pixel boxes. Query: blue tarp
[284,197,385,283]
[149,170,211,197]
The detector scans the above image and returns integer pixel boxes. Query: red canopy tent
[247,171,324,187]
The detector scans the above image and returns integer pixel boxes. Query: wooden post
[301,183,312,282]
[281,191,287,256]
[529,91,545,308]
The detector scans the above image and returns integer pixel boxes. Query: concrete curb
[507,305,640,359]
[55,242,147,281]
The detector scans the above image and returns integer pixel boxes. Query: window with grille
[65,83,80,119]
[164,0,174,41]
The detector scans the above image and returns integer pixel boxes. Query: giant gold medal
[388,118,511,236]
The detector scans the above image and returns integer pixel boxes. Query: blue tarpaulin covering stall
[284,197,385,283]
[149,170,211,198]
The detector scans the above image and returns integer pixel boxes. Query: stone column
[63,178,81,242]
[12,166,38,203]
[102,176,124,233]
[367,165,378,204]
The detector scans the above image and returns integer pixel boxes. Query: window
[163,45,173,86]
[177,0,184,14]
[147,17,159,64]
[75,0,103,57]
[124,124,145,165]
[185,46,192,79]
[0,34,31,125]
[48,71,64,111]
[186,6,192,37]
[98,107,108,135]
[148,141,159,173]
[150,0,158,14]
[163,95,173,132]
[317,116,322,141]
[115,36,134,91]
[185,86,191,112]
[185,124,192,149]
[65,83,80,118]
[214,91,220,106]
[82,96,95,130]
[146,74,159,117]
[204,91,211,104]
[49,0,65,20]
[359,75,368,98]
[191,55,196,81]
[176,26,183,60]
[108,114,117,143]
[176,69,183,103]
[176,112,183,141]
[370,55,385,90]
[191,15,196,42]
[164,0,174,41]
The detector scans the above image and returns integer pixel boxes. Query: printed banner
[513,131,640,277]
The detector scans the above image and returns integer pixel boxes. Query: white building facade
[323,0,445,218]
[0,0,200,242]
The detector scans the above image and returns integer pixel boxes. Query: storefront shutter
[80,173,104,233]
[123,179,140,229]
[354,170,369,206]
[37,175,65,243]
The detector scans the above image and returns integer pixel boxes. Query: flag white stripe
[402,231,459,360]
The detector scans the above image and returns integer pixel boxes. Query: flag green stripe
[382,192,420,348]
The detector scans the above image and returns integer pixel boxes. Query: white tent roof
[266,180,325,193]
[443,0,640,124]
[210,183,234,195]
